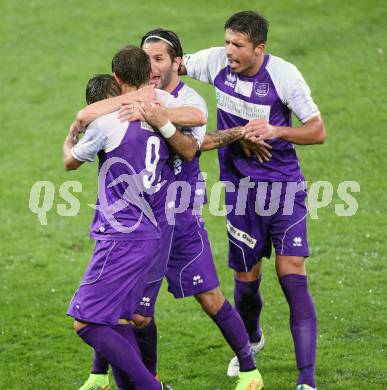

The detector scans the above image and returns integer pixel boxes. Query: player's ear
[113,72,123,86]
[254,43,265,56]
[173,57,182,72]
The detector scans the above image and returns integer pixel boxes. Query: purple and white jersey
[72,90,176,239]
[184,47,320,183]
[169,81,208,208]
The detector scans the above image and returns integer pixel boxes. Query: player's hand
[244,119,281,141]
[118,102,145,122]
[68,121,83,142]
[240,138,272,163]
[139,102,169,129]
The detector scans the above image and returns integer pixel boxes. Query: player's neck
[121,84,138,94]
[164,74,180,94]
[241,54,265,77]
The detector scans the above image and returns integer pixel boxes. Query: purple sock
[110,324,141,390]
[280,274,317,388]
[133,318,158,376]
[234,276,263,343]
[92,350,109,374]
[212,299,256,372]
[77,324,161,390]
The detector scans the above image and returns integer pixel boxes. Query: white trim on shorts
[228,237,248,272]
[69,241,116,305]
[280,182,308,256]
[280,210,308,256]
[81,241,116,285]
[147,225,175,284]
[178,214,204,298]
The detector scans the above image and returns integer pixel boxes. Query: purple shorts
[165,210,219,298]
[67,239,158,325]
[226,181,309,272]
[132,222,174,318]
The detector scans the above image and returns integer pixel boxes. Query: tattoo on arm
[207,126,245,148]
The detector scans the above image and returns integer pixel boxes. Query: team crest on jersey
[254,82,269,97]
[225,72,237,88]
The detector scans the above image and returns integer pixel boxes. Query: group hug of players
[63,10,325,390]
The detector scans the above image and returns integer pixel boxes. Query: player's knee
[132,313,152,328]
[73,319,88,332]
[196,288,225,316]
[236,262,262,281]
[118,318,133,325]
[275,255,306,278]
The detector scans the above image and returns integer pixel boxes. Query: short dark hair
[225,11,269,46]
[140,28,183,61]
[111,45,151,88]
[85,74,121,104]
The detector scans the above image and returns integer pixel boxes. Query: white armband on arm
[159,121,177,139]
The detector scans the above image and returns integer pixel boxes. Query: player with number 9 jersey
[67,87,177,326]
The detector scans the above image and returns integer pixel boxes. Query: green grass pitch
[0,0,386,388]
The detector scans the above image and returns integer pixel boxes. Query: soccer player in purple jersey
[64,46,177,390]
[77,74,176,390]
[181,11,326,390]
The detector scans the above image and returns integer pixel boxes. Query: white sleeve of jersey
[267,56,320,123]
[184,47,228,85]
[158,86,208,147]
[181,88,208,147]
[188,123,206,148]
[71,124,108,162]
[156,89,179,108]
[72,111,128,161]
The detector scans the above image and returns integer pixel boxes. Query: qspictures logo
[28,160,360,229]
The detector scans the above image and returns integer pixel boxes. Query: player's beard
[159,67,174,90]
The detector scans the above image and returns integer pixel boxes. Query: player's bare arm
[76,85,156,128]
[139,102,199,161]
[163,105,206,127]
[166,128,198,161]
[118,103,207,128]
[200,127,245,151]
[201,127,272,162]
[245,115,326,145]
[63,122,84,171]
